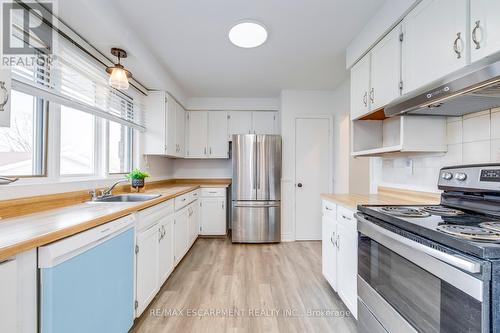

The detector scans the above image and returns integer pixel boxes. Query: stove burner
[480,222,500,233]
[437,224,500,242]
[379,206,431,218]
[422,206,465,216]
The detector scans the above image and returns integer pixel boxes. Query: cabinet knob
[297,183,303,188]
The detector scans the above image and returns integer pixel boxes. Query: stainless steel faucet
[93,178,129,199]
[0,176,19,185]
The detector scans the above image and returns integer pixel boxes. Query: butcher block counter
[0,179,230,261]
[321,186,441,211]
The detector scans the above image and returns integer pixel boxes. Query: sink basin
[91,194,161,203]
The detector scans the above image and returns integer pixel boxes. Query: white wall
[280,81,351,241]
[173,159,232,179]
[371,108,500,192]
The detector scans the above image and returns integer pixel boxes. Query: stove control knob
[441,172,453,180]
[454,172,467,181]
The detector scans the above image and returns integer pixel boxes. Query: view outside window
[0,90,44,176]
[60,106,95,175]
[108,121,132,174]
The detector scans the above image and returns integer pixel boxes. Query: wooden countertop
[0,180,230,261]
[321,186,441,211]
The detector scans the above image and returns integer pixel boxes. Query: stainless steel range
[355,163,500,333]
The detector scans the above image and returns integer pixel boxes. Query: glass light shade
[108,66,130,90]
[229,22,268,48]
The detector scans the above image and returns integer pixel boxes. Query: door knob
[297,183,303,188]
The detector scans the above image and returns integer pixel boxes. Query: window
[0,90,46,176]
[60,106,96,175]
[108,121,133,174]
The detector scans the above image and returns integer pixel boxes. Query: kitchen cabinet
[174,206,189,265]
[186,111,228,159]
[0,69,11,127]
[200,188,227,236]
[321,201,357,319]
[135,221,159,316]
[227,111,253,139]
[350,26,401,120]
[252,111,278,135]
[470,0,500,62]
[401,0,468,94]
[0,249,37,333]
[158,215,174,286]
[188,201,200,246]
[143,91,186,158]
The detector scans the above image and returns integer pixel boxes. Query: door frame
[293,114,333,241]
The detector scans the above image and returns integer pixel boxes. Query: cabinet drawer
[322,200,337,217]
[136,200,174,231]
[337,206,356,231]
[174,193,191,211]
[201,187,226,197]
[189,190,200,202]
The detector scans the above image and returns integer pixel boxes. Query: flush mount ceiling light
[228,21,268,48]
[106,48,132,90]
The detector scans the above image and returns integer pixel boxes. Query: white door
[350,54,371,120]
[227,111,252,140]
[322,215,337,291]
[174,208,189,265]
[252,112,277,134]
[370,26,401,111]
[208,111,229,158]
[158,216,174,285]
[295,118,331,240]
[136,224,159,316]
[200,198,226,235]
[0,259,17,333]
[337,218,358,319]
[470,0,500,62]
[187,111,208,158]
[175,101,186,157]
[402,0,468,94]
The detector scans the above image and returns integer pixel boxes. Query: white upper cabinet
[174,100,186,157]
[350,54,371,120]
[208,111,229,158]
[252,111,278,135]
[401,0,468,94]
[470,0,500,62]
[186,111,208,158]
[227,111,253,139]
[370,26,402,111]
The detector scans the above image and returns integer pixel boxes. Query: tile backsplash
[372,108,500,192]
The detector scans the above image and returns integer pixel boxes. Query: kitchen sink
[90,194,161,203]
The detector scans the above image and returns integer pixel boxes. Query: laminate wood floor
[131,238,357,333]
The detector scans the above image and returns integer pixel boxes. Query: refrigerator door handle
[256,137,260,190]
[253,138,258,190]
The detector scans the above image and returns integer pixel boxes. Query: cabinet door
[187,111,208,158]
[337,218,358,319]
[0,259,17,333]
[175,102,186,157]
[143,91,166,155]
[158,216,174,285]
[188,202,200,244]
[208,111,229,158]
[321,215,337,291]
[370,26,401,111]
[200,198,226,235]
[252,112,277,135]
[227,111,252,140]
[470,0,500,62]
[350,54,371,120]
[402,0,468,94]
[166,95,177,156]
[136,224,159,316]
[174,208,189,265]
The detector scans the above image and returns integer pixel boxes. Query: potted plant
[127,168,150,192]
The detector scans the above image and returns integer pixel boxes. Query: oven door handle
[355,213,481,274]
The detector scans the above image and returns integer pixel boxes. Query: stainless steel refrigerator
[231,134,281,243]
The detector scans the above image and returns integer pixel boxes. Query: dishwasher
[38,215,135,333]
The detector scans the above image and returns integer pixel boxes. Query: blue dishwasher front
[39,219,135,333]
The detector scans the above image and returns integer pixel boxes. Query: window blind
[8,8,145,131]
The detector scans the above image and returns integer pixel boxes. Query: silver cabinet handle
[472,20,481,50]
[158,227,163,242]
[330,231,336,246]
[453,32,463,59]
[369,88,374,104]
[209,147,212,155]
[336,234,340,250]
[222,202,224,209]
[325,206,333,211]
[204,147,207,155]
[341,214,352,221]
[0,81,9,112]
[362,91,368,107]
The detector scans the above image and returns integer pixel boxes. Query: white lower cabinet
[174,206,189,265]
[136,221,160,316]
[200,188,227,235]
[0,249,37,333]
[321,200,358,319]
[188,201,200,246]
[158,215,175,286]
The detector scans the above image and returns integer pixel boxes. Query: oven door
[356,213,489,333]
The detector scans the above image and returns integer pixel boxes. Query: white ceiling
[57,0,385,98]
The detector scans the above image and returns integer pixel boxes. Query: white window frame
[106,120,134,176]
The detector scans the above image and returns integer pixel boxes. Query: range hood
[385,53,500,117]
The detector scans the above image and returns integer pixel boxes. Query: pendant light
[106,48,132,90]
